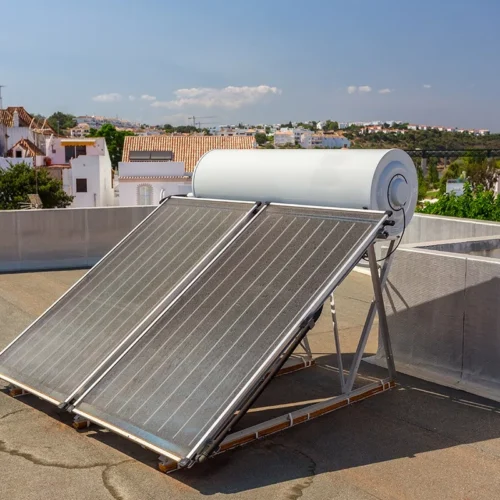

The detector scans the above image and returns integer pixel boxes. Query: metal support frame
[330,293,346,392]
[159,241,397,472]
[344,240,396,392]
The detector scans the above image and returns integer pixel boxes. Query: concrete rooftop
[1,269,500,499]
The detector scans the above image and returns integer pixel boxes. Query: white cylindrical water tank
[192,149,417,237]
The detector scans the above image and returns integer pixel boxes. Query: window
[137,184,153,205]
[15,150,22,158]
[65,145,87,162]
[76,178,87,193]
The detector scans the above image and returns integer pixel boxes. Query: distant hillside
[346,129,500,151]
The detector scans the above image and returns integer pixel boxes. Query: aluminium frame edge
[186,211,389,460]
[0,373,61,406]
[270,202,385,216]
[170,196,257,206]
[72,408,183,463]
[70,202,268,407]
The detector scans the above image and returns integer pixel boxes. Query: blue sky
[2,0,499,130]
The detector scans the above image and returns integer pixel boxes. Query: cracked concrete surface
[1,269,500,499]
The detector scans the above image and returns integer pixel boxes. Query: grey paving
[1,269,500,499]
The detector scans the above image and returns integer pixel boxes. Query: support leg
[72,415,92,430]
[330,293,345,392]
[300,335,312,360]
[345,241,396,392]
[8,386,29,398]
[367,244,396,379]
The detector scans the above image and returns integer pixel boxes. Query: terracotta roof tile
[122,135,256,172]
[0,109,13,126]
[6,138,45,157]
[0,107,57,135]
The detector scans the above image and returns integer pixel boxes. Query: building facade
[46,137,115,208]
[274,131,295,147]
[118,162,191,206]
[0,107,56,157]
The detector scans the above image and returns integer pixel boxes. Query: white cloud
[347,85,372,94]
[92,93,122,102]
[152,85,282,109]
[378,88,393,94]
[423,84,432,89]
[141,94,156,101]
[128,95,136,101]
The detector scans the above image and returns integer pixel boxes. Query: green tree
[426,157,439,186]
[255,132,267,146]
[47,112,77,135]
[439,160,464,194]
[463,156,499,191]
[416,166,428,200]
[323,120,339,131]
[175,125,199,134]
[0,162,73,209]
[88,124,134,169]
[33,113,46,123]
[419,183,500,221]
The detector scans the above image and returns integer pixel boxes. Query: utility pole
[0,85,5,109]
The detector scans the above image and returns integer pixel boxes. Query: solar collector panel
[0,198,255,404]
[74,204,387,461]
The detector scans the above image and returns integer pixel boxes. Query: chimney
[13,110,19,127]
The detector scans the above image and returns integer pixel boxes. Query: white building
[299,132,350,149]
[274,130,295,147]
[118,161,191,206]
[118,135,255,205]
[45,137,115,208]
[76,115,140,130]
[69,123,90,137]
[5,137,46,166]
[212,126,261,137]
[0,107,56,157]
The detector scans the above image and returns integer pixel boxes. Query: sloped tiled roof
[122,135,256,172]
[7,138,45,157]
[0,109,13,126]
[0,107,57,135]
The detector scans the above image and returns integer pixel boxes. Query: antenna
[0,85,5,109]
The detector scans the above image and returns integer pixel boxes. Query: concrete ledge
[370,243,500,403]
[0,206,155,272]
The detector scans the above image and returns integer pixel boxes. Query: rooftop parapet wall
[0,206,155,272]
[369,239,500,403]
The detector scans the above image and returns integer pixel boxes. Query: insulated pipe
[192,149,418,237]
